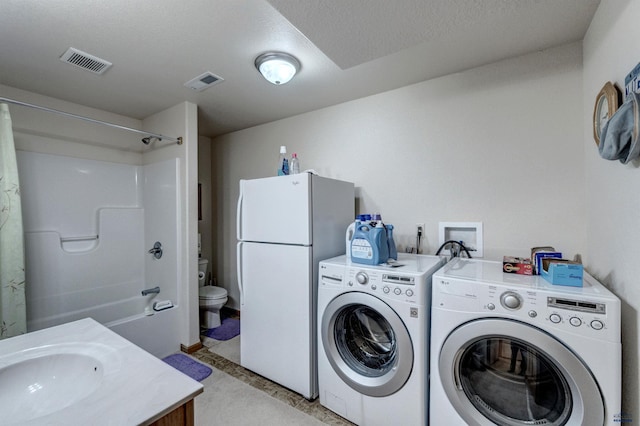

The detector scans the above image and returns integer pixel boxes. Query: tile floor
[192,333,353,425]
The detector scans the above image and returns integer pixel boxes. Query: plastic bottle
[370,213,382,228]
[373,220,390,263]
[351,224,374,264]
[351,220,390,265]
[385,224,397,260]
[277,146,289,176]
[290,153,300,174]
[345,219,356,258]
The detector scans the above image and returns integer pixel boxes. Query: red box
[503,256,533,275]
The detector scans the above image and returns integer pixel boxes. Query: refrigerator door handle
[236,180,244,241]
[237,241,244,305]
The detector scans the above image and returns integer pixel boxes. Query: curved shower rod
[0,96,183,145]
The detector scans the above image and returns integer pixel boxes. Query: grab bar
[60,235,99,243]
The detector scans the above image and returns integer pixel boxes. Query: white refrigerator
[236,173,354,399]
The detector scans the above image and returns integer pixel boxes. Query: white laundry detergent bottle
[345,221,356,258]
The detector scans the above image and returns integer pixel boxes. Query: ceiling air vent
[60,47,112,75]
[184,71,224,92]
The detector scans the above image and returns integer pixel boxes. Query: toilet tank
[198,258,208,286]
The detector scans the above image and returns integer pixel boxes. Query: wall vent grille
[60,47,112,74]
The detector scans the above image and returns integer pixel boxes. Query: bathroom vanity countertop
[0,317,203,425]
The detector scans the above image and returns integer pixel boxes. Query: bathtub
[107,302,182,358]
[27,294,182,358]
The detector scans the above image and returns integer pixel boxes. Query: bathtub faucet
[141,286,160,296]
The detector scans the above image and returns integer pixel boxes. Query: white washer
[318,253,445,426]
[430,258,622,426]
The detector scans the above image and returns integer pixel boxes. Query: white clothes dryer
[430,258,622,426]
[317,253,445,426]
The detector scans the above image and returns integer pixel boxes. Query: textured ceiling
[269,0,568,70]
[0,0,600,138]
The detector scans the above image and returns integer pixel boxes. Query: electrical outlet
[416,223,425,254]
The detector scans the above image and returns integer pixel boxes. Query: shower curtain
[0,103,26,339]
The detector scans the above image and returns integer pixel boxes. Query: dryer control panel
[432,277,620,343]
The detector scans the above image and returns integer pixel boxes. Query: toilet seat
[199,286,227,300]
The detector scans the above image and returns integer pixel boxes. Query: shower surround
[17,151,181,357]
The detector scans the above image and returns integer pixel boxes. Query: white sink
[0,344,105,423]
[0,318,203,425]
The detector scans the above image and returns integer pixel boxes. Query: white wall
[2,84,142,164]
[583,0,640,417]
[211,43,585,310]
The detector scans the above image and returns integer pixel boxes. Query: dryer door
[321,292,413,397]
[439,318,603,426]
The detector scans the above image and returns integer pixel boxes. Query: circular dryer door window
[439,318,603,426]
[321,292,413,397]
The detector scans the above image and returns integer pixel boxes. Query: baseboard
[181,342,204,354]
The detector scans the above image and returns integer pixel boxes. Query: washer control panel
[433,278,617,340]
[342,268,422,303]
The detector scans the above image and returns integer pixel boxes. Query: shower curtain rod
[0,96,183,145]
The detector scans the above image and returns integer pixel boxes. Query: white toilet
[198,258,228,329]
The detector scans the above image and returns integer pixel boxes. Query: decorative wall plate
[593,81,620,146]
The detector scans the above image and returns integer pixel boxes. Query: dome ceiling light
[254,52,300,85]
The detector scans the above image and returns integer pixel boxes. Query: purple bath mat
[203,317,240,341]
[162,353,212,382]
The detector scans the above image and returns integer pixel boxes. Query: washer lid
[199,286,227,299]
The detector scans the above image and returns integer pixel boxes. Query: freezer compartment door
[238,174,311,245]
[238,242,317,398]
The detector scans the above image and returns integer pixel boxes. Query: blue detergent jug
[351,223,389,265]
[386,224,397,260]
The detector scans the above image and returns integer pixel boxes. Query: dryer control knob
[500,292,522,310]
[569,317,582,327]
[394,287,402,295]
[355,272,368,285]
[591,320,604,330]
[406,289,414,297]
[549,314,562,323]
[383,286,390,294]
[487,303,495,310]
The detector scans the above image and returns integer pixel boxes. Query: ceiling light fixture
[255,52,300,85]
